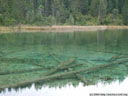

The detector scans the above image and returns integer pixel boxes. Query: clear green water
[0,29,128,92]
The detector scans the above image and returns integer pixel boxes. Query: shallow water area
[0,29,128,95]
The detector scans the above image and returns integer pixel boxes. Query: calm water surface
[0,29,128,96]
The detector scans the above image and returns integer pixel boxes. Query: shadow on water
[0,29,128,94]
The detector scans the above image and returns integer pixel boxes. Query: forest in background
[0,0,128,26]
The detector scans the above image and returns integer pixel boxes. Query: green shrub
[2,17,16,26]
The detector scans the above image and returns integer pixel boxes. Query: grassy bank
[0,25,128,33]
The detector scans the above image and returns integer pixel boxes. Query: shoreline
[0,25,128,33]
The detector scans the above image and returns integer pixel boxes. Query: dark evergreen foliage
[0,0,127,25]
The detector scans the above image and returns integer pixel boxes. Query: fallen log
[0,58,40,64]
[91,58,109,62]
[92,49,128,55]
[109,55,128,61]
[41,63,83,70]
[76,74,87,85]
[91,55,128,63]
[31,63,44,67]
[0,68,44,75]
[108,55,121,62]
[0,57,45,68]
[51,53,77,60]
[61,63,83,70]
[0,59,128,90]
[50,54,61,63]
[50,53,104,63]
[44,58,76,76]
[49,54,83,70]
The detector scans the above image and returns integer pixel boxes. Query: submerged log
[110,55,128,61]
[0,57,45,68]
[91,58,108,62]
[0,68,44,75]
[0,58,40,63]
[76,74,87,85]
[31,63,44,67]
[61,63,83,70]
[92,49,128,55]
[0,59,128,90]
[44,58,76,76]
[109,55,122,62]
[41,63,83,70]
[50,54,82,70]
[50,54,61,63]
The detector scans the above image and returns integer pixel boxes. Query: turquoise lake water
[0,29,128,95]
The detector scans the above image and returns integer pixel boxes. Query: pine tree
[122,0,128,25]
[65,14,74,25]
[79,0,89,15]
[98,0,107,24]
